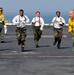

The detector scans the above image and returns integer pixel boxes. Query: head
[56,11,61,17]
[0,7,3,15]
[69,10,74,19]
[19,9,24,16]
[36,11,40,17]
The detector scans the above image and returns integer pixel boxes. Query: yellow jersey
[68,18,74,35]
[0,13,6,25]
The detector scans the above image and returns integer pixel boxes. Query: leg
[34,32,39,47]
[0,28,2,42]
[21,28,26,51]
[57,38,61,49]
[53,28,58,45]
[21,33,25,50]
[57,29,63,49]
[0,25,5,43]
[72,36,74,51]
[34,28,39,48]
[16,28,21,45]
[38,30,42,41]
[53,37,58,45]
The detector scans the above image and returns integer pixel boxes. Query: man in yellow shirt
[68,10,74,50]
[0,7,6,43]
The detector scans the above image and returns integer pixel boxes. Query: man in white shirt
[12,9,29,52]
[31,11,44,48]
[52,11,65,49]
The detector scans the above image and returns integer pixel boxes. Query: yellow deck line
[0,55,74,59]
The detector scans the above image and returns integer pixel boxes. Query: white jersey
[12,15,29,28]
[52,16,65,28]
[31,17,44,27]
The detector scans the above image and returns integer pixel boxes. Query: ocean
[5,13,69,24]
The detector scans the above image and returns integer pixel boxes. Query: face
[56,12,60,17]
[19,11,24,16]
[69,10,74,19]
[0,8,3,14]
[36,12,40,17]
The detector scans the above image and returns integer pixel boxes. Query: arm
[12,16,19,25]
[3,15,6,25]
[25,15,30,24]
[68,25,72,33]
[1,14,6,25]
[31,17,36,25]
[58,17,65,26]
[61,17,66,25]
[52,17,56,26]
[40,17,44,31]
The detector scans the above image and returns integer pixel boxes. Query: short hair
[19,9,24,13]
[56,11,60,14]
[36,11,40,14]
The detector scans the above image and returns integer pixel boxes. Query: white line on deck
[5,35,67,38]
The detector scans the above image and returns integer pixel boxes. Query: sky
[0,0,74,14]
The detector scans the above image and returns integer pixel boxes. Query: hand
[22,20,25,23]
[59,24,63,26]
[32,22,35,24]
[62,23,64,25]
[40,27,43,31]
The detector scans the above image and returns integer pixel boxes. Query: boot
[57,38,61,49]
[18,40,21,45]
[53,37,58,45]
[34,40,39,48]
[36,45,39,48]
[21,45,25,52]
[1,40,6,43]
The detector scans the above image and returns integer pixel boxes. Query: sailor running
[12,9,29,52]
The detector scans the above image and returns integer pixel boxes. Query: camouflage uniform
[52,16,65,49]
[12,10,29,51]
[53,28,63,48]
[33,26,42,46]
[0,12,6,43]
[16,27,27,46]
[32,16,44,47]
[0,23,4,42]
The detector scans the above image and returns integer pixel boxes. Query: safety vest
[0,14,5,24]
[68,18,74,35]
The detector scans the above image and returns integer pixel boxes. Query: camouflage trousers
[72,36,74,51]
[53,28,63,39]
[16,27,26,45]
[53,28,63,46]
[0,24,4,41]
[33,26,42,45]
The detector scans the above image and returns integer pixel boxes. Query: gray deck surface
[0,26,74,75]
